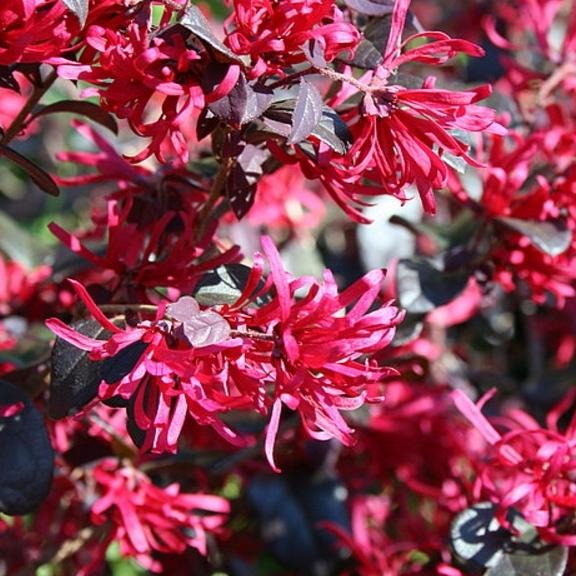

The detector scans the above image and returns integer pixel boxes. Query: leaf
[340,14,393,69]
[196,108,220,141]
[451,502,567,575]
[0,66,20,92]
[0,380,54,515]
[49,319,110,419]
[396,257,470,314]
[101,341,148,385]
[497,217,571,257]
[264,102,352,154]
[344,38,384,69]
[311,107,353,154]
[486,546,568,576]
[0,211,48,267]
[180,5,242,63]
[302,39,327,69]
[208,73,274,127]
[194,263,268,306]
[167,296,231,348]
[450,502,508,569]
[288,79,323,144]
[0,144,60,197]
[182,311,231,348]
[31,101,118,133]
[61,0,89,26]
[344,0,394,16]
[226,144,270,219]
[247,474,350,574]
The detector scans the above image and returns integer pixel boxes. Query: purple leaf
[180,6,242,63]
[167,296,231,348]
[182,311,231,348]
[31,101,118,134]
[344,0,394,16]
[0,144,60,196]
[167,296,201,323]
[0,380,54,515]
[288,79,323,144]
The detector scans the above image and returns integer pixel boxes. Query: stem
[98,304,159,315]
[1,68,58,146]
[317,66,374,94]
[196,156,234,241]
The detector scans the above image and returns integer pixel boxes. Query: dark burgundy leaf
[264,102,352,153]
[31,101,118,133]
[345,38,384,69]
[396,257,470,314]
[209,73,274,127]
[180,6,242,63]
[62,0,89,26]
[452,502,568,576]
[49,319,110,419]
[196,108,220,141]
[0,144,60,197]
[0,66,20,92]
[225,144,269,219]
[247,474,350,574]
[344,0,394,16]
[311,108,352,154]
[0,380,54,515]
[497,217,572,257]
[451,502,510,569]
[486,546,568,576]
[194,263,269,306]
[288,79,323,144]
[167,295,201,322]
[341,15,393,69]
[101,341,149,385]
[209,73,249,126]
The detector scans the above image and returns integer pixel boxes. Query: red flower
[54,20,238,163]
[46,238,403,470]
[225,0,359,77]
[289,0,505,220]
[0,0,79,65]
[91,459,229,570]
[453,388,576,545]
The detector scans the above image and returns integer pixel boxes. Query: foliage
[1,0,576,574]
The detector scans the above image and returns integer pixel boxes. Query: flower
[46,237,403,470]
[91,460,230,571]
[0,0,78,65]
[453,388,576,545]
[225,0,360,78]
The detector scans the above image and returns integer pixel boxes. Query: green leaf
[498,217,572,257]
